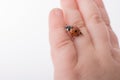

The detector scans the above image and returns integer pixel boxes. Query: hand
[49,0,120,80]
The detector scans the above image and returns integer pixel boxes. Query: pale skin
[49,0,120,80]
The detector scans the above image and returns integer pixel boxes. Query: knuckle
[104,17,110,26]
[89,13,103,24]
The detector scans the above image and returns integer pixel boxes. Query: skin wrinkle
[87,13,103,24]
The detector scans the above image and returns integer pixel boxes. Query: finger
[77,0,110,48]
[61,0,92,57]
[109,31,119,48]
[94,0,110,27]
[49,8,77,68]
[61,0,81,24]
[94,0,119,48]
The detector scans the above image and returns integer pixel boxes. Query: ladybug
[65,26,81,37]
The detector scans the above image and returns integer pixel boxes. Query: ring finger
[94,0,119,48]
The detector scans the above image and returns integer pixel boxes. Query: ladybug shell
[70,27,80,37]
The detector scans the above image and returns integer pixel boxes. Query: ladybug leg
[66,31,79,40]
[79,31,83,35]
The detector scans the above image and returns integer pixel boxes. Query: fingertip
[49,8,63,17]
[60,0,78,10]
[49,8,65,29]
[49,8,63,21]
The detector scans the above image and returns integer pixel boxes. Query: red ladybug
[65,26,81,37]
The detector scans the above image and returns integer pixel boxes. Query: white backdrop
[0,0,119,80]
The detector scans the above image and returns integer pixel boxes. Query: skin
[49,0,120,80]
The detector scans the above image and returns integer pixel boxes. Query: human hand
[49,0,120,80]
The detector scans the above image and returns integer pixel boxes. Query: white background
[0,0,120,80]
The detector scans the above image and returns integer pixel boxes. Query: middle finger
[61,0,92,57]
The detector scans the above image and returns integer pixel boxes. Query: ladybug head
[65,26,73,31]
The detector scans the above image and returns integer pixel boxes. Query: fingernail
[54,9,63,16]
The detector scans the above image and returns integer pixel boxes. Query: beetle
[65,26,81,37]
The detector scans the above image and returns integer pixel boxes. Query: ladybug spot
[75,30,77,32]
